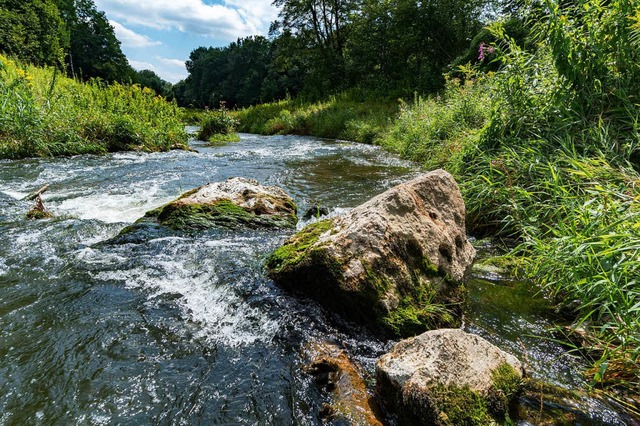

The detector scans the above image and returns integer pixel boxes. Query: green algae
[398,364,522,426]
[148,200,297,230]
[266,218,335,274]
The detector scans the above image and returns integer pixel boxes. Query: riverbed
[0,133,634,424]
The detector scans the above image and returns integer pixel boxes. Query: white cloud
[129,60,156,70]
[128,59,187,83]
[157,57,186,68]
[96,0,278,40]
[111,20,162,47]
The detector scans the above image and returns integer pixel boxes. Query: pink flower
[478,43,495,61]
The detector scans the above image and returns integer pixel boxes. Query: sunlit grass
[0,54,188,159]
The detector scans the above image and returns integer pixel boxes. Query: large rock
[266,169,475,336]
[303,342,384,425]
[139,177,297,230]
[376,329,525,425]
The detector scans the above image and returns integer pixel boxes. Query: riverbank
[234,74,640,403]
[0,54,188,159]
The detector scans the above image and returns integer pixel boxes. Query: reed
[0,54,188,159]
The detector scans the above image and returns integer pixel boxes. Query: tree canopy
[0,0,135,83]
[175,0,491,107]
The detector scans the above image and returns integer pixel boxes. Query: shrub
[0,54,188,159]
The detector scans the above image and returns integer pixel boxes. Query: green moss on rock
[26,209,53,220]
[427,384,493,425]
[400,366,522,426]
[487,362,524,418]
[149,199,296,230]
[266,218,335,274]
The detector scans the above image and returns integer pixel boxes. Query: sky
[94,0,280,83]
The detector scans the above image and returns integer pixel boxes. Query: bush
[197,108,240,140]
[0,54,188,159]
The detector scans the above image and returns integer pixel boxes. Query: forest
[0,0,170,90]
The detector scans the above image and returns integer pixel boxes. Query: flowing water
[0,133,635,425]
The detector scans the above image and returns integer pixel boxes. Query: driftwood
[24,184,49,201]
[25,185,53,219]
[26,194,53,219]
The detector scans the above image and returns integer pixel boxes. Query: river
[0,133,635,424]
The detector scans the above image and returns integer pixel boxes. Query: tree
[0,0,67,66]
[135,69,173,97]
[55,0,134,82]
[272,0,358,95]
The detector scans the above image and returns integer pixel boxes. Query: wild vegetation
[0,54,187,158]
[1,0,638,404]
[232,0,640,401]
[0,0,173,91]
[383,1,640,399]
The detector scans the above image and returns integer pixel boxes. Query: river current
[0,133,634,424]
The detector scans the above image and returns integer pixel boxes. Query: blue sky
[94,0,280,83]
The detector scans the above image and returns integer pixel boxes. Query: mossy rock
[399,366,522,426]
[131,177,298,231]
[266,171,476,337]
[147,200,296,230]
[266,218,335,273]
[376,329,525,425]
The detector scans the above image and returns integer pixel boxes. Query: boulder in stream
[136,177,297,230]
[266,169,475,336]
[376,328,525,425]
[303,342,384,425]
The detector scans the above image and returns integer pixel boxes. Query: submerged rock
[138,177,297,230]
[303,342,384,425]
[302,205,330,220]
[266,169,475,336]
[376,329,525,425]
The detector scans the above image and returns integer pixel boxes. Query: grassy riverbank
[0,54,188,159]
[235,91,397,144]
[235,19,640,401]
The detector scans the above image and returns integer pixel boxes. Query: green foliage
[234,91,397,144]
[0,0,135,83]
[207,133,241,145]
[0,55,188,159]
[266,219,335,274]
[458,1,640,392]
[197,109,240,140]
[57,0,134,82]
[382,294,457,337]
[134,69,173,98]
[379,76,490,172]
[0,0,67,67]
[178,36,290,108]
[348,0,486,95]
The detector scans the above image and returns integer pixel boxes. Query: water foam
[88,237,279,347]
[55,183,176,224]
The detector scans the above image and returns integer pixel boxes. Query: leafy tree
[348,0,486,94]
[0,0,67,66]
[135,69,172,97]
[178,36,295,108]
[56,0,134,82]
[272,0,358,95]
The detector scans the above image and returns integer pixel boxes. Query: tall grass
[461,3,640,394]
[0,54,188,159]
[378,76,490,172]
[234,91,397,144]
